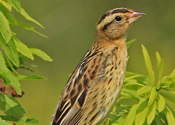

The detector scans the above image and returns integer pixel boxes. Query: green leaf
[122,88,140,100]
[153,115,164,125]
[19,8,44,28]
[25,118,39,124]
[17,75,46,80]
[0,0,12,11]
[148,87,156,105]
[0,52,21,94]
[137,86,152,95]
[124,104,137,125]
[156,52,164,82]
[142,45,155,86]
[0,3,17,26]
[0,93,25,121]
[147,101,156,124]
[127,39,136,48]
[157,94,165,112]
[0,11,11,43]
[13,37,34,60]
[165,106,175,125]
[30,48,53,61]
[17,21,48,38]
[160,90,175,103]
[0,36,19,66]
[0,118,12,125]
[6,0,21,11]
[135,99,149,125]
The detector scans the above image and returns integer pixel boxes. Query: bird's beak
[128,11,146,24]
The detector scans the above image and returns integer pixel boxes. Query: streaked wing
[51,45,104,125]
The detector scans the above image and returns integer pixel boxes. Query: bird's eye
[115,16,122,21]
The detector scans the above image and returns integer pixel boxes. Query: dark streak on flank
[78,88,87,107]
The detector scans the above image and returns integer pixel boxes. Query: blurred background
[13,0,175,124]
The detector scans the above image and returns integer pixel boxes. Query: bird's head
[96,8,145,40]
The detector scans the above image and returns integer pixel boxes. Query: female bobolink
[51,8,145,125]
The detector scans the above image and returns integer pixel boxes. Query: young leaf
[30,48,53,62]
[156,52,164,83]
[142,45,155,86]
[165,106,175,125]
[13,37,34,60]
[0,11,11,43]
[137,86,152,95]
[127,39,136,48]
[124,104,137,125]
[157,94,166,112]
[160,90,175,103]
[148,87,156,105]
[135,99,149,125]
[147,101,156,124]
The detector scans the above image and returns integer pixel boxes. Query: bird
[51,8,145,125]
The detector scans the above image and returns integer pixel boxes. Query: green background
[14,0,175,124]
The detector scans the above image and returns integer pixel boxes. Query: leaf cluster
[0,0,52,124]
[102,44,175,125]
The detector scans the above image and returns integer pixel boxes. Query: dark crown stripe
[111,8,129,14]
[97,8,129,24]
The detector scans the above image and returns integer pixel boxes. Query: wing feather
[51,47,104,125]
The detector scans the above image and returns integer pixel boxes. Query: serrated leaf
[142,45,155,86]
[137,86,152,95]
[124,104,137,125]
[30,48,53,62]
[17,75,46,80]
[135,99,149,125]
[0,36,19,66]
[165,106,175,125]
[148,87,156,105]
[19,8,44,28]
[147,101,156,124]
[13,37,34,60]
[127,39,136,48]
[0,93,25,121]
[0,11,11,43]
[0,118,12,125]
[157,94,165,112]
[0,52,21,94]
[156,52,164,82]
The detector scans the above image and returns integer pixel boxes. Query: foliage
[0,0,52,124]
[102,44,175,125]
